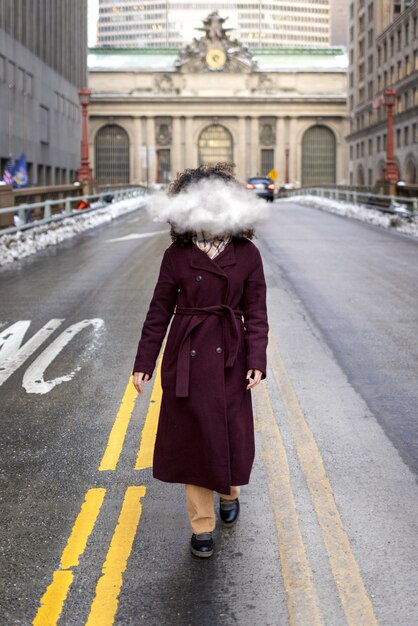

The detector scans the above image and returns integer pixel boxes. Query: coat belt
[174,305,243,398]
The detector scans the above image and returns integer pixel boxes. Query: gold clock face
[206,48,226,70]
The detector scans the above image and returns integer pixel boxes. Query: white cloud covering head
[147,164,271,236]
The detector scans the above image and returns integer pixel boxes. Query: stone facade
[88,13,348,188]
[347,0,418,187]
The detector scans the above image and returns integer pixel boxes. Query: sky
[88,0,99,47]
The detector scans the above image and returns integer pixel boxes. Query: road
[1,201,418,626]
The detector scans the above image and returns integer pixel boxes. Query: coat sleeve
[242,246,269,377]
[132,246,178,378]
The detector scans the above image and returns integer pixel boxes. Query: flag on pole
[2,155,14,185]
[372,94,385,109]
[12,153,28,188]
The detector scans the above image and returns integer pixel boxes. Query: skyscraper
[0,0,88,186]
[96,0,333,49]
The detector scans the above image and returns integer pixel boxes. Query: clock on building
[205,48,227,70]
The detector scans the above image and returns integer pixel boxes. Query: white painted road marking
[0,320,65,387]
[106,230,168,243]
[22,319,105,394]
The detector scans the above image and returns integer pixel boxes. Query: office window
[25,72,33,96]
[40,105,49,144]
[7,60,15,87]
[396,128,401,148]
[16,67,24,91]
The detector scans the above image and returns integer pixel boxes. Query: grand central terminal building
[88,13,348,188]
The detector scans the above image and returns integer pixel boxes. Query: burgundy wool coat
[133,237,268,494]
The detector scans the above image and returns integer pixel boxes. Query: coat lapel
[190,240,236,276]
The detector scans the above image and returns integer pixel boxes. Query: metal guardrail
[0,186,148,236]
[288,187,418,218]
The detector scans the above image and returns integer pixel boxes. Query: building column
[172,116,182,180]
[146,117,156,185]
[133,117,142,184]
[276,117,285,186]
[250,117,258,175]
[287,117,298,185]
[245,117,251,178]
[237,117,246,181]
[184,117,194,168]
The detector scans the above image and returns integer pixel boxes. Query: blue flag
[12,153,28,188]
[2,155,14,186]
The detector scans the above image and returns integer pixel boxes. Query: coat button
[190,349,197,356]
[196,275,202,282]
[216,347,222,354]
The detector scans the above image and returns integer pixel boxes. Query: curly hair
[168,162,256,245]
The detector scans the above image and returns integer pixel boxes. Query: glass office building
[96,0,332,49]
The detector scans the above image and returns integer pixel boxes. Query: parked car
[246,177,275,202]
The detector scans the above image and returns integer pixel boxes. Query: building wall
[97,0,331,49]
[0,0,87,88]
[347,0,418,187]
[0,0,88,185]
[330,0,349,46]
[88,65,348,187]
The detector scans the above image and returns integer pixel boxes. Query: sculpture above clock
[175,12,257,74]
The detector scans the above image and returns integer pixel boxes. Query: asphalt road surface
[1,201,418,626]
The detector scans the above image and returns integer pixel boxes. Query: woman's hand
[246,369,262,390]
[133,372,149,394]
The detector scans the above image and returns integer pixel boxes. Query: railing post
[44,201,52,220]
[18,205,28,224]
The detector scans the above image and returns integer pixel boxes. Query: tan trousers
[185,484,241,534]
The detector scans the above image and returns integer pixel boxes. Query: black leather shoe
[190,533,214,558]
[220,498,240,526]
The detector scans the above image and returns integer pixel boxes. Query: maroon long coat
[133,237,268,494]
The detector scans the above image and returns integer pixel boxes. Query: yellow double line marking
[85,486,146,626]
[33,355,162,625]
[254,385,323,625]
[259,333,378,626]
[99,352,163,472]
[33,489,106,626]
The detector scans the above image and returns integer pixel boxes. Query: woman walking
[133,163,269,558]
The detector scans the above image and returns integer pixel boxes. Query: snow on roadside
[0,196,146,267]
[287,195,418,239]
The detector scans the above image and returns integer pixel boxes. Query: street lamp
[383,88,399,194]
[77,88,93,182]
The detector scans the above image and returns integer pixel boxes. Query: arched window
[198,124,233,166]
[301,125,336,186]
[95,125,129,185]
[405,159,417,184]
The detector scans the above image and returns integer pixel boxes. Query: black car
[246,177,275,202]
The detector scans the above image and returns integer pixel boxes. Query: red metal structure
[383,88,399,188]
[77,88,93,182]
